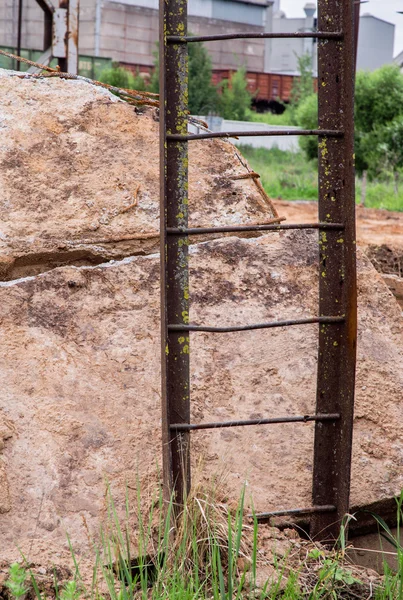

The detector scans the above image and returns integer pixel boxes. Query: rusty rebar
[170,414,340,431]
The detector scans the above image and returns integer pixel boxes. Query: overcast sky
[280,0,403,56]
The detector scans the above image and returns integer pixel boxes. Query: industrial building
[0,0,398,104]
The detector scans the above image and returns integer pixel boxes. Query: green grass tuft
[3,486,403,599]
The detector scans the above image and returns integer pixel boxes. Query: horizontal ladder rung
[170,414,340,431]
[168,316,344,334]
[167,129,343,142]
[167,222,345,235]
[252,505,337,520]
[167,32,343,43]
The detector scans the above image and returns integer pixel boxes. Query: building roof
[360,13,395,28]
[394,50,403,66]
[230,0,273,5]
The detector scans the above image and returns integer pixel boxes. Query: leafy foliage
[147,39,218,114]
[218,67,252,121]
[293,63,403,196]
[355,65,403,176]
[290,52,315,108]
[364,117,403,193]
[98,62,147,91]
[294,93,318,160]
[188,41,218,114]
[5,563,28,599]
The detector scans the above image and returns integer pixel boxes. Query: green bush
[294,93,318,161]
[218,67,252,121]
[148,40,218,114]
[188,41,218,114]
[98,62,147,91]
[355,65,403,175]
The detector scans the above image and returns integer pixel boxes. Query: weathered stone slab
[0,232,402,562]
[0,70,278,279]
[0,69,402,567]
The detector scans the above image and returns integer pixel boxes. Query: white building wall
[265,11,316,74]
[212,1,265,27]
[189,0,214,19]
[357,15,395,72]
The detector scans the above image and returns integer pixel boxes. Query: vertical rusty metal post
[17,0,23,70]
[67,0,79,74]
[56,0,68,73]
[55,0,79,73]
[311,0,357,541]
[159,0,191,510]
[35,0,53,51]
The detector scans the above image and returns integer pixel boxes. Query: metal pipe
[170,414,340,431]
[167,222,345,235]
[168,316,345,334]
[167,32,343,43]
[311,0,357,542]
[94,0,102,57]
[159,0,191,512]
[167,129,343,142]
[354,1,368,71]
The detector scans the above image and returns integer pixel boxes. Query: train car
[123,62,316,114]
[212,69,298,113]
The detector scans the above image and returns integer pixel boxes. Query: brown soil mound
[277,200,403,310]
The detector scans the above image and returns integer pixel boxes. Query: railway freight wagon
[122,62,318,114]
[212,69,318,113]
[212,69,296,112]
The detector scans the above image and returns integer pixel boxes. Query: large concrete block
[0,69,402,569]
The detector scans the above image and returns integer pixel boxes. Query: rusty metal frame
[159,0,190,510]
[30,0,79,74]
[160,0,357,540]
[311,0,357,540]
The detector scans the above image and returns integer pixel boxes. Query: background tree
[355,65,403,176]
[98,62,147,91]
[148,39,218,114]
[365,117,403,194]
[218,67,252,121]
[290,52,314,108]
[188,41,218,114]
[294,64,403,188]
[294,92,317,160]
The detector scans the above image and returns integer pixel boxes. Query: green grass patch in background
[241,145,403,211]
[245,109,295,127]
[355,179,403,212]
[239,146,318,201]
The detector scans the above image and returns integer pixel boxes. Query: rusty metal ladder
[159,0,357,541]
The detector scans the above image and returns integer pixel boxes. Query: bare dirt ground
[276,201,403,308]
[276,200,403,252]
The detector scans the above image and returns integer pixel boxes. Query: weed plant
[3,487,403,599]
